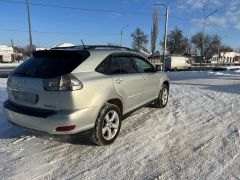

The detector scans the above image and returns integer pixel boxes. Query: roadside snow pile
[213,66,240,72]
[0,71,240,179]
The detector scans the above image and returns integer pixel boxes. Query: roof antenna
[81,39,86,49]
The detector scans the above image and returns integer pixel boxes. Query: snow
[0,62,21,68]
[0,71,240,179]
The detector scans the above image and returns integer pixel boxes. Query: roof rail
[87,45,134,51]
[51,45,134,51]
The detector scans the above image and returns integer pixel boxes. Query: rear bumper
[3,100,99,134]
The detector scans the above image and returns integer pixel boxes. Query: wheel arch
[107,98,123,115]
[163,80,169,90]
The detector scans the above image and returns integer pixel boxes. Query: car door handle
[115,78,123,84]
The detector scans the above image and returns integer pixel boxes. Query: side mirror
[155,64,162,71]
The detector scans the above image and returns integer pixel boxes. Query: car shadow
[0,122,95,146]
[37,132,96,146]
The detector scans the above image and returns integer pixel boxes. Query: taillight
[43,74,83,91]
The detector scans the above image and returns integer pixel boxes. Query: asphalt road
[0,67,15,78]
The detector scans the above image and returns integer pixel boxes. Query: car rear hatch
[7,49,90,111]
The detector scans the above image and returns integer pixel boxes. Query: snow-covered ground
[0,62,21,68]
[0,71,240,179]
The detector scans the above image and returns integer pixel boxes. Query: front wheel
[155,84,169,108]
[91,103,121,146]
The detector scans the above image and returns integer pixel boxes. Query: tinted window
[13,50,90,78]
[111,57,121,74]
[95,57,111,75]
[132,57,154,73]
[111,56,136,74]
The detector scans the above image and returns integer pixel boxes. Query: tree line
[130,8,233,60]
[131,26,233,60]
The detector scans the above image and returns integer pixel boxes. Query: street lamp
[201,4,217,69]
[154,3,169,71]
[120,24,129,46]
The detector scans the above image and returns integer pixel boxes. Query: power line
[0,0,214,21]
[0,0,239,33]
[0,27,119,36]
[0,0,232,28]
[0,0,152,16]
[0,18,240,37]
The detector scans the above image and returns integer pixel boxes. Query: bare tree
[191,32,223,60]
[14,44,36,58]
[220,45,233,52]
[151,8,158,56]
[131,27,148,52]
[164,27,189,54]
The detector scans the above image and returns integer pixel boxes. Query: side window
[111,57,121,74]
[132,57,154,73]
[111,56,136,74]
[95,57,111,75]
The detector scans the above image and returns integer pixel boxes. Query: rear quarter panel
[158,72,170,88]
[59,72,124,111]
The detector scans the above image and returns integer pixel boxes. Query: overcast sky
[0,0,239,49]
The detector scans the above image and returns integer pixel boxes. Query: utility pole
[154,3,169,71]
[26,0,33,52]
[11,39,15,62]
[201,3,206,70]
[120,24,129,46]
[163,6,169,71]
[201,0,217,70]
[217,35,227,66]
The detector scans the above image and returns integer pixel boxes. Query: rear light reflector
[55,125,76,132]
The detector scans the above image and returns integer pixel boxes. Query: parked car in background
[3,45,170,145]
[165,56,191,71]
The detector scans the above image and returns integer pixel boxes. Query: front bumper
[3,100,99,134]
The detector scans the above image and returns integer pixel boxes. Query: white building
[211,52,240,63]
[0,45,14,62]
[221,52,240,63]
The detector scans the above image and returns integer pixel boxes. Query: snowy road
[0,71,240,179]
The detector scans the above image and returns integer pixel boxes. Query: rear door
[132,56,160,103]
[7,75,60,110]
[110,55,145,112]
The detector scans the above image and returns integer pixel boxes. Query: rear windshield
[13,50,90,78]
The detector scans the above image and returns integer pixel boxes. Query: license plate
[11,90,38,104]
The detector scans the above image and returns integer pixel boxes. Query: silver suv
[3,45,169,145]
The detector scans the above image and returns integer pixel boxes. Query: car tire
[91,103,122,146]
[155,84,169,108]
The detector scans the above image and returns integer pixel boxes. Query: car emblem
[16,80,26,88]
